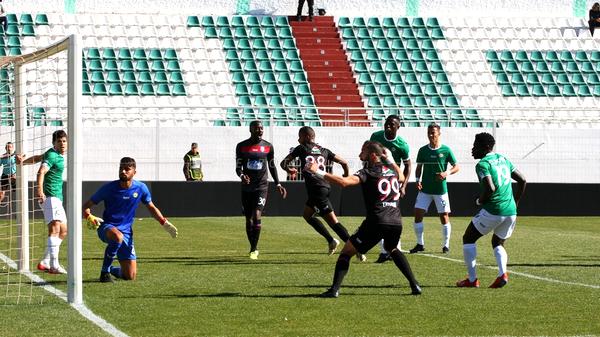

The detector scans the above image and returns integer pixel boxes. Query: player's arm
[235,144,249,184]
[35,164,49,202]
[437,163,460,181]
[400,159,411,197]
[268,149,287,198]
[381,149,405,183]
[183,155,192,181]
[511,169,527,206]
[279,153,298,178]
[331,154,349,177]
[146,201,178,238]
[19,154,43,165]
[414,163,423,190]
[477,175,495,206]
[305,162,360,187]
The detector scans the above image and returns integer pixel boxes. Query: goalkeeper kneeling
[82,157,178,283]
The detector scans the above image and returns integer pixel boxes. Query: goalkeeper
[82,157,178,283]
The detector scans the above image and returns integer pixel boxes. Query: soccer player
[410,123,460,254]
[369,115,411,263]
[19,130,68,274]
[457,133,526,288]
[0,142,23,207]
[307,141,421,298]
[235,120,287,260]
[280,126,361,258]
[82,157,178,283]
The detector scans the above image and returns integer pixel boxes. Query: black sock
[329,222,350,242]
[245,220,253,250]
[307,217,334,242]
[390,249,419,287]
[331,254,351,291]
[250,219,262,252]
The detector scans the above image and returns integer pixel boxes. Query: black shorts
[241,189,268,217]
[0,174,15,191]
[350,220,403,254]
[306,186,333,215]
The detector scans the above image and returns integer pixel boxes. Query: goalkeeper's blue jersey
[91,180,152,235]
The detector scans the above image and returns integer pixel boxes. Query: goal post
[1,34,82,304]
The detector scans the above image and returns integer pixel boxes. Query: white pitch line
[415,251,600,289]
[0,253,130,337]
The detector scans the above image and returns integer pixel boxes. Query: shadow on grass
[509,262,600,268]
[133,256,332,266]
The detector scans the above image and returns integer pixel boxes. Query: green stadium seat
[133,48,147,60]
[275,16,288,27]
[153,71,168,83]
[245,16,260,27]
[187,16,200,27]
[156,84,171,96]
[501,85,515,96]
[109,83,123,95]
[90,71,105,83]
[546,85,560,96]
[140,84,155,96]
[169,71,184,84]
[586,73,600,85]
[7,36,20,48]
[136,60,149,71]
[338,17,351,27]
[201,16,215,27]
[393,84,408,96]
[571,73,585,85]
[21,25,35,36]
[397,17,410,28]
[515,84,530,96]
[124,83,138,95]
[559,51,574,62]
[151,60,165,72]
[231,16,244,27]
[219,27,233,38]
[216,16,229,27]
[5,24,19,36]
[93,83,107,95]
[235,27,248,39]
[204,27,218,39]
[172,84,186,96]
[561,84,575,96]
[261,16,275,27]
[577,85,592,96]
[367,17,381,28]
[118,48,132,60]
[106,71,121,83]
[122,71,136,83]
[555,73,570,85]
[35,14,49,25]
[82,83,91,95]
[138,71,152,83]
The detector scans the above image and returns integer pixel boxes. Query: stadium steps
[290,16,368,126]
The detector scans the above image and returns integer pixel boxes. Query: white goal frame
[0,34,83,304]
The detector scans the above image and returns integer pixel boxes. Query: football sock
[330,222,350,242]
[442,222,451,248]
[414,222,424,245]
[250,219,261,251]
[48,236,62,268]
[41,239,51,264]
[102,240,122,273]
[306,217,333,242]
[245,219,253,247]
[331,253,351,291]
[390,249,418,287]
[493,245,508,276]
[109,266,122,279]
[463,243,477,282]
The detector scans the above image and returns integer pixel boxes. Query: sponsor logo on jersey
[310,146,322,154]
[382,202,397,208]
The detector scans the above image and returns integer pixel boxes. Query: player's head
[52,130,68,154]
[249,120,263,140]
[359,140,385,164]
[472,132,495,159]
[297,126,315,145]
[5,142,13,153]
[191,142,199,154]
[119,157,137,182]
[427,123,441,145]
[594,2,600,10]
[383,115,400,138]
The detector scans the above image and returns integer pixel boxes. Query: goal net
[0,35,82,305]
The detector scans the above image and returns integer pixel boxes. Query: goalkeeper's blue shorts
[98,224,137,260]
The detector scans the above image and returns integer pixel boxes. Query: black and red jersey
[354,163,402,226]
[236,138,279,192]
[290,143,335,191]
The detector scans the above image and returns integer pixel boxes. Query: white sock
[48,236,62,268]
[441,222,451,248]
[41,239,51,264]
[463,243,477,282]
[379,239,387,254]
[414,222,424,245]
[493,245,508,277]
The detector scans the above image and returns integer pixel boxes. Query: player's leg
[489,215,516,288]
[318,189,350,243]
[117,260,137,281]
[303,203,335,250]
[98,225,124,282]
[248,190,267,258]
[39,197,68,274]
[320,220,375,297]
[457,220,484,287]
[0,175,8,206]
[410,192,431,254]
[383,225,421,295]
[435,193,452,253]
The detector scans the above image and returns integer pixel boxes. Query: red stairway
[289,16,368,126]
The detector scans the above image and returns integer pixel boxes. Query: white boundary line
[0,253,130,337]
[414,251,600,289]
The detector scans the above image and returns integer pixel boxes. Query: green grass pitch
[1,216,599,336]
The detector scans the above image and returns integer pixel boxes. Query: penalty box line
[0,252,130,337]
[411,251,600,289]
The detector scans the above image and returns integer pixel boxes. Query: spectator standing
[589,3,600,36]
[0,142,23,207]
[296,0,314,21]
[0,0,6,32]
[183,142,203,181]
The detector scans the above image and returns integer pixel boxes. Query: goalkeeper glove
[160,219,178,238]
[85,214,103,230]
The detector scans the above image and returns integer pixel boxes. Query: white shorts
[471,209,516,239]
[40,196,67,225]
[414,192,451,214]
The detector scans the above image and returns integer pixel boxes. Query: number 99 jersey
[354,163,402,226]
